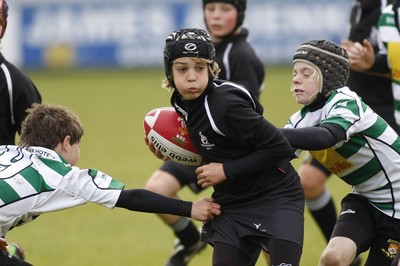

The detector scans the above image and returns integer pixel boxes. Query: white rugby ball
[144,107,202,166]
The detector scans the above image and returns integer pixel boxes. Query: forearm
[279,124,346,150]
[116,189,192,217]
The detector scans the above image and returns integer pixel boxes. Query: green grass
[6,67,359,265]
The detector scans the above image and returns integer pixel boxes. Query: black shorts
[201,188,304,263]
[332,193,400,265]
[0,250,32,266]
[160,160,203,193]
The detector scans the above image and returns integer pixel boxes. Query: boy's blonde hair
[19,103,84,149]
[162,57,220,91]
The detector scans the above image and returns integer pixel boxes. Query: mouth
[188,87,198,92]
[210,24,223,30]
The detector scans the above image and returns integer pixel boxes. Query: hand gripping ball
[144,107,202,166]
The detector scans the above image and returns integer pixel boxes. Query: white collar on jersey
[24,146,64,163]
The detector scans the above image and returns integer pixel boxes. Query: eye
[176,66,187,73]
[303,71,313,77]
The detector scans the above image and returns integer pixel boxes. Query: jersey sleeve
[116,189,192,217]
[54,167,124,209]
[320,97,363,141]
[210,89,293,180]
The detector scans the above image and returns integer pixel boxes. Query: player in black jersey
[0,0,41,263]
[0,0,41,146]
[143,1,265,265]
[147,27,304,266]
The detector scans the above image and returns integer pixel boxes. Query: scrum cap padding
[163,28,216,81]
[293,40,349,96]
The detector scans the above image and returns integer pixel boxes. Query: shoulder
[209,80,260,111]
[211,80,255,100]
[332,87,360,102]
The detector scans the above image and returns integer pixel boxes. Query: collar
[307,93,329,112]
[24,146,68,164]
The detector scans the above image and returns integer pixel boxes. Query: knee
[299,164,328,199]
[319,248,344,266]
[144,170,180,196]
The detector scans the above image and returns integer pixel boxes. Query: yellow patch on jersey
[310,148,353,175]
[388,42,400,82]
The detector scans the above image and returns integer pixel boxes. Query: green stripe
[362,116,388,138]
[376,183,391,191]
[323,99,360,131]
[19,167,53,192]
[88,169,98,178]
[394,99,400,112]
[378,12,394,27]
[0,180,20,205]
[323,116,353,130]
[340,158,381,185]
[336,134,365,158]
[371,201,394,211]
[338,99,360,117]
[300,106,309,118]
[110,179,125,190]
[39,157,72,176]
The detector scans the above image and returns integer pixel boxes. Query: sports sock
[306,188,337,242]
[171,217,200,247]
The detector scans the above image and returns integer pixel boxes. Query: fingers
[195,166,203,175]
[346,42,365,60]
[146,139,169,161]
[198,179,212,188]
[362,39,373,50]
[197,171,209,188]
[0,237,9,253]
[193,198,221,222]
[340,39,353,51]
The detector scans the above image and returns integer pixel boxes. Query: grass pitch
[6,67,358,265]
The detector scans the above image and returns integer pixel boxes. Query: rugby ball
[144,107,202,166]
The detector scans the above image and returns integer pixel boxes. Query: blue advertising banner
[10,0,352,68]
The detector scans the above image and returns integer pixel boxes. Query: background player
[296,1,397,265]
[0,0,41,146]
[144,1,265,265]
[0,103,221,266]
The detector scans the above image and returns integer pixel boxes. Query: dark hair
[19,103,84,149]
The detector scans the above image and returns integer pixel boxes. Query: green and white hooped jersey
[286,87,400,219]
[378,4,400,125]
[0,145,125,236]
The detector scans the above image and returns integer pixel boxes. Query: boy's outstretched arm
[115,189,220,222]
